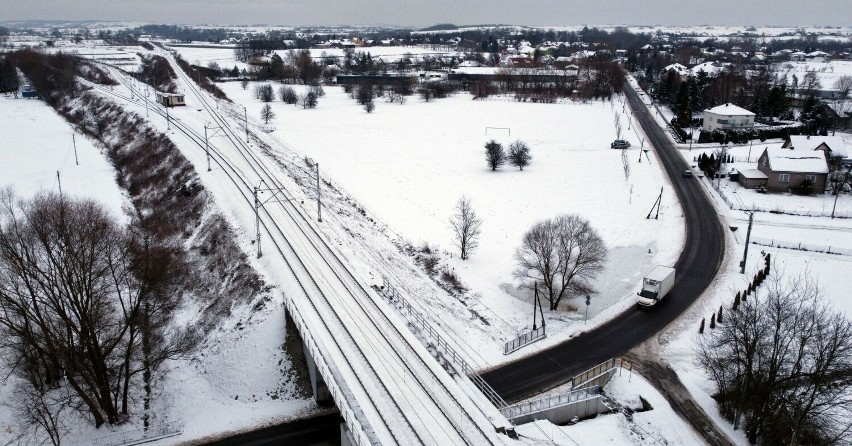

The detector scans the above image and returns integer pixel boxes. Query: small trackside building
[757,147,829,193]
[155,91,185,107]
[702,103,755,132]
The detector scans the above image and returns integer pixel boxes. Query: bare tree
[485,140,506,171]
[260,104,275,124]
[300,91,318,109]
[508,140,532,171]
[279,85,297,104]
[834,75,852,97]
[697,271,852,445]
[10,379,71,446]
[514,215,608,310]
[0,191,194,429]
[255,83,274,102]
[364,100,375,113]
[449,196,483,260]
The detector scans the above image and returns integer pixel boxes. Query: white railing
[569,358,618,389]
[500,386,601,420]
[504,326,547,355]
[382,280,508,410]
[91,421,182,446]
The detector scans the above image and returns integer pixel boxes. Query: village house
[783,135,852,170]
[702,103,755,132]
[755,147,829,193]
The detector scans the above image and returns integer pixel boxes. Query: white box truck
[637,266,676,307]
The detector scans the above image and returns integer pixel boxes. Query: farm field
[215,77,685,362]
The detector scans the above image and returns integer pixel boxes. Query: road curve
[482,83,726,403]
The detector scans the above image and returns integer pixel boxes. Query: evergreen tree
[700,317,705,333]
[710,313,716,329]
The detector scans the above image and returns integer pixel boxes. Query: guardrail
[500,386,601,421]
[382,280,508,410]
[503,326,547,355]
[92,421,182,446]
[569,358,618,389]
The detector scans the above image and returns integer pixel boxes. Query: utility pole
[655,186,662,219]
[532,283,538,331]
[205,123,224,172]
[254,184,262,258]
[72,134,79,165]
[56,171,62,196]
[316,162,322,222]
[253,181,289,258]
[740,212,754,274]
[244,106,249,143]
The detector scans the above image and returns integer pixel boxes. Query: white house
[702,103,755,132]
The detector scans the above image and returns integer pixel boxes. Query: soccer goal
[485,126,511,137]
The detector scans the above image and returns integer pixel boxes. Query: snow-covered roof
[766,148,829,173]
[787,135,848,157]
[740,169,768,179]
[706,103,755,116]
[661,63,688,75]
[689,61,727,76]
[457,60,481,67]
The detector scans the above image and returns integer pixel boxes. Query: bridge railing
[500,385,601,420]
[504,326,547,355]
[382,280,508,410]
[91,421,182,446]
[284,294,373,446]
[570,358,618,389]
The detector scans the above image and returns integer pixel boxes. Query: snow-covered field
[215,78,685,365]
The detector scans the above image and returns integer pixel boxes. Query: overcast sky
[5,0,852,28]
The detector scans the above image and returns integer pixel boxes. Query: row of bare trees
[698,273,852,445]
[0,192,195,443]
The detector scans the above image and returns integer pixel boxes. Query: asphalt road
[481,83,726,403]
[201,412,342,446]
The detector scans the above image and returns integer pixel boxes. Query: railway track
[84,55,508,445]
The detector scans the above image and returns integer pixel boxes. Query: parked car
[682,169,693,178]
[610,139,631,149]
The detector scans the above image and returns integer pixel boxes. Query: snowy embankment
[0,78,316,444]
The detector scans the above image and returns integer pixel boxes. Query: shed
[155,92,185,107]
[738,169,768,189]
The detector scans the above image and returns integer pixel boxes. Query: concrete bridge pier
[303,339,333,404]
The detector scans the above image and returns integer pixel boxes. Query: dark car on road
[682,169,693,178]
[611,139,631,149]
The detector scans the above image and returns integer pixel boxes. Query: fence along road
[482,82,726,403]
